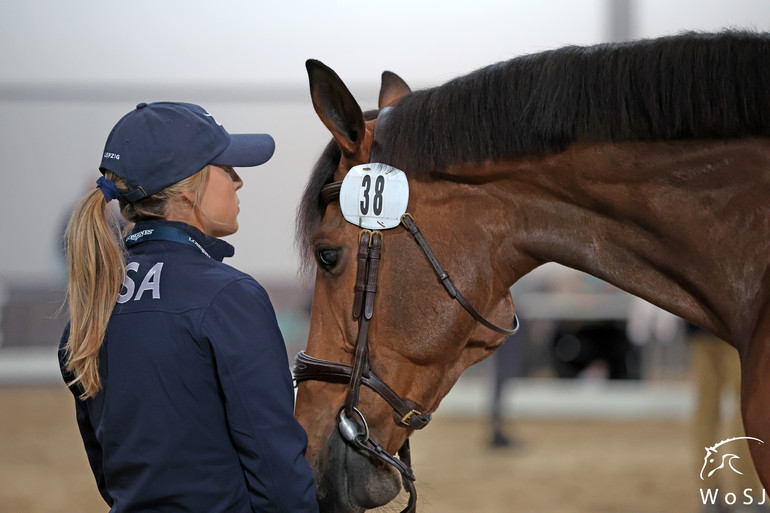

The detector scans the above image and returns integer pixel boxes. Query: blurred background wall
[0,0,768,386]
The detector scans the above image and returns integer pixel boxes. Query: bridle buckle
[400,409,422,427]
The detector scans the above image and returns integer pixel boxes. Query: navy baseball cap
[100,102,275,202]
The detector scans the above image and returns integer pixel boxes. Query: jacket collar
[128,220,235,262]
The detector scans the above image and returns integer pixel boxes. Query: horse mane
[380,30,770,172]
[296,30,770,267]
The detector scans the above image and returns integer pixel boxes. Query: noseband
[293,109,519,512]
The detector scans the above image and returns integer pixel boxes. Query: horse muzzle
[316,425,403,512]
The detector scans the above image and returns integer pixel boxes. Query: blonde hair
[64,167,210,399]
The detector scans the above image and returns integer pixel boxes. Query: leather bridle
[293,109,520,512]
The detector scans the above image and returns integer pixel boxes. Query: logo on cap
[202,112,222,126]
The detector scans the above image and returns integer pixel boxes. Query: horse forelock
[296,139,339,276]
[376,30,770,175]
[296,110,381,276]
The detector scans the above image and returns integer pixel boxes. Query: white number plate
[339,163,409,230]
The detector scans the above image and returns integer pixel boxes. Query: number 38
[360,174,385,216]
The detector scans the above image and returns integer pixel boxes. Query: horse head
[294,60,518,512]
[700,437,764,481]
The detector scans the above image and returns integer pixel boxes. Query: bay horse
[293,31,770,512]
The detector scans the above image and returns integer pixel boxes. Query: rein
[293,110,519,512]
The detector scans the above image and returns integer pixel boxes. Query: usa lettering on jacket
[117,262,164,303]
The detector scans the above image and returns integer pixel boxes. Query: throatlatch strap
[400,214,519,335]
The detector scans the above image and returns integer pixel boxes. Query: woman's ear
[163,191,197,224]
[180,190,195,205]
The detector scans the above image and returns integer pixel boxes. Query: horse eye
[315,248,339,269]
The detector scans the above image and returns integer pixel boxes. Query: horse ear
[379,71,411,109]
[306,59,365,157]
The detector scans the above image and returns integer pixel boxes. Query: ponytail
[63,185,126,399]
[64,168,211,399]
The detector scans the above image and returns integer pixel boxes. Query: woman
[58,102,319,513]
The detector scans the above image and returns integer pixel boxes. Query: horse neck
[440,139,770,344]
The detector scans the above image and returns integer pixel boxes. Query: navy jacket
[59,220,319,513]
